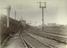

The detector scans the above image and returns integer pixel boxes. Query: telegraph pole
[15,10,16,20]
[7,6,11,27]
[39,2,46,31]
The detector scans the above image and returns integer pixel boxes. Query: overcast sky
[0,0,67,26]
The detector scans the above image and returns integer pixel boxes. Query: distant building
[47,23,57,26]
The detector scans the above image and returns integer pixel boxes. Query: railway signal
[39,2,46,31]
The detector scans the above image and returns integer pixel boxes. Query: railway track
[2,30,67,48]
[19,31,32,48]
[26,30,67,44]
[26,32,67,48]
[19,31,57,48]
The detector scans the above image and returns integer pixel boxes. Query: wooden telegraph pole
[7,6,11,27]
[15,10,17,20]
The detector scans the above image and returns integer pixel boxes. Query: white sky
[0,0,67,26]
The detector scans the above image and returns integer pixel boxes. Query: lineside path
[4,32,27,48]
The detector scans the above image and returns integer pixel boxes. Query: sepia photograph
[0,0,67,48]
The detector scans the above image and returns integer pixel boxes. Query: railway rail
[19,31,58,48]
[26,30,67,44]
[1,30,67,48]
